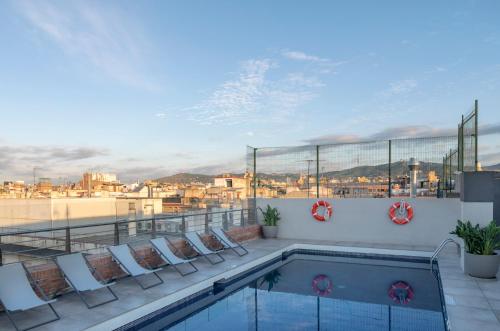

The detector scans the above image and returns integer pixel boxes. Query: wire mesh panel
[319,141,389,198]
[390,136,457,197]
[255,145,318,198]
[462,109,477,171]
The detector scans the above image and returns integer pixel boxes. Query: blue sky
[0,0,499,182]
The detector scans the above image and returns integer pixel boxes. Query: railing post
[0,246,3,266]
[114,221,120,245]
[181,215,186,234]
[222,211,228,230]
[151,217,156,239]
[65,226,71,253]
[204,213,209,233]
[241,209,245,226]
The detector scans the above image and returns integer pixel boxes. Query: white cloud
[185,59,320,125]
[383,79,418,96]
[15,1,159,91]
[155,112,166,118]
[282,50,329,63]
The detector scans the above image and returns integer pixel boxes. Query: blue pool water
[122,251,446,331]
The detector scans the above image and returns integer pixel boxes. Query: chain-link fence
[248,136,457,199]
[443,100,479,191]
[248,101,481,199]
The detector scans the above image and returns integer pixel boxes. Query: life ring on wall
[312,274,333,296]
[388,201,414,225]
[311,200,333,222]
[388,281,414,304]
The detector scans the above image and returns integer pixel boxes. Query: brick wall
[19,225,261,301]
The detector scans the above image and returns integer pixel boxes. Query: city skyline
[1,1,500,182]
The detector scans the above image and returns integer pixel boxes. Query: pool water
[126,252,446,331]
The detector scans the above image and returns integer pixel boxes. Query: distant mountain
[156,173,214,184]
[155,172,246,184]
[257,161,443,181]
[155,161,444,184]
[483,163,500,171]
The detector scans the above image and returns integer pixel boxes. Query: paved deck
[0,239,498,331]
[439,248,500,331]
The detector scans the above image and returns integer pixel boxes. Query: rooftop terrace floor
[0,239,499,331]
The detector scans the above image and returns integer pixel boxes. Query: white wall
[257,198,493,248]
[0,198,163,230]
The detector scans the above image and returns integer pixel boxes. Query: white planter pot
[262,225,278,238]
[464,252,500,279]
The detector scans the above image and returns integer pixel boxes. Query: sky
[0,0,499,183]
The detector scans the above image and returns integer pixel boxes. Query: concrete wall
[256,198,493,248]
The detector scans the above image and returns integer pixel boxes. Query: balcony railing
[0,208,253,266]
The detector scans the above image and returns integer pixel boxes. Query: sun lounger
[108,244,163,289]
[0,263,59,331]
[210,227,248,256]
[150,237,198,276]
[55,252,118,308]
[184,232,225,264]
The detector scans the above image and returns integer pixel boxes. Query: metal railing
[0,208,253,266]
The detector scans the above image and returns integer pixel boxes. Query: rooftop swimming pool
[117,250,447,331]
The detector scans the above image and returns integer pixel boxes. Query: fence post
[474,99,479,171]
[253,148,257,199]
[449,149,453,189]
[388,140,392,198]
[65,226,71,253]
[316,145,320,198]
[0,246,3,266]
[204,213,209,233]
[181,215,186,234]
[241,209,245,226]
[114,221,120,245]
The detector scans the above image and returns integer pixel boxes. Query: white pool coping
[84,243,433,331]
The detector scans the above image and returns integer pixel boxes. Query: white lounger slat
[56,253,106,291]
[0,263,55,311]
[109,245,155,277]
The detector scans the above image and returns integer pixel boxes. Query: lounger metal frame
[108,244,163,290]
[0,263,60,331]
[155,236,198,276]
[54,253,118,309]
[183,232,225,265]
[210,227,249,256]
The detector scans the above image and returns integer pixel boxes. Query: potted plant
[451,220,500,278]
[258,205,280,238]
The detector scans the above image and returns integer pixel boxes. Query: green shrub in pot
[451,220,500,278]
[258,205,281,238]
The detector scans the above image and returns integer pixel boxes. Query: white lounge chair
[0,263,59,331]
[150,237,198,276]
[55,252,118,309]
[184,232,225,264]
[108,244,163,289]
[210,227,248,256]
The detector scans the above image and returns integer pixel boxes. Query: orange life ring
[388,281,414,304]
[388,201,414,225]
[311,200,332,222]
[312,274,332,296]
